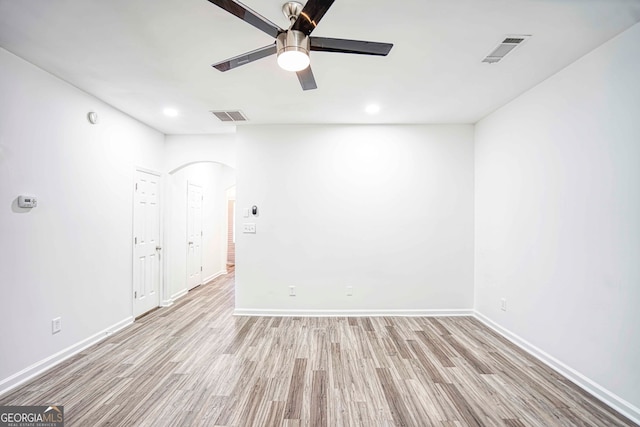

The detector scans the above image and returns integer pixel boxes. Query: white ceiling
[1,0,639,134]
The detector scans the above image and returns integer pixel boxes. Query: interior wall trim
[169,289,188,303]
[160,299,174,308]
[0,316,133,398]
[233,308,474,317]
[203,270,227,285]
[474,311,640,425]
[165,270,226,307]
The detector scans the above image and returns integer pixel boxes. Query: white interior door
[187,183,203,290]
[133,170,161,317]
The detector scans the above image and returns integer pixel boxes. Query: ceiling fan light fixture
[276,30,310,72]
[277,50,310,72]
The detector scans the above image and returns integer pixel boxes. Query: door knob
[156,246,162,251]
[188,241,194,245]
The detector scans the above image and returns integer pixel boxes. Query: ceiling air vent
[482,35,531,64]
[210,110,248,122]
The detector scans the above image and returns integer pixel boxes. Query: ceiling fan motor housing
[276,30,310,59]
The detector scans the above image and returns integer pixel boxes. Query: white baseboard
[203,270,227,285]
[234,308,474,317]
[170,289,188,303]
[166,269,227,307]
[474,311,640,425]
[0,316,133,398]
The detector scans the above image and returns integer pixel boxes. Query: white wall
[2,18,637,421]
[166,162,235,301]
[0,48,164,389]
[235,125,474,314]
[475,23,640,417]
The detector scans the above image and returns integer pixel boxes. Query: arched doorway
[162,161,236,306]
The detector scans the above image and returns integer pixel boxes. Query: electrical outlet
[52,317,62,334]
[500,298,507,312]
[346,286,353,296]
[242,223,256,233]
[289,285,296,296]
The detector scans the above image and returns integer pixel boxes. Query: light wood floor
[1,269,637,426]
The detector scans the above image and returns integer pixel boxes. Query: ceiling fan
[207,0,394,90]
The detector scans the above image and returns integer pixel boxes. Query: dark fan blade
[310,37,393,56]
[296,66,317,91]
[212,44,277,71]
[206,0,283,38]
[291,0,335,35]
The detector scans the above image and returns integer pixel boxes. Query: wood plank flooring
[1,269,637,426]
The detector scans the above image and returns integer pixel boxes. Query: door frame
[132,167,163,317]
[186,181,203,290]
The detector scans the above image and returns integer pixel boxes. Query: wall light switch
[346,286,353,296]
[243,208,250,218]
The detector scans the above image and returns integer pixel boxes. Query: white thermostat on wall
[18,195,37,208]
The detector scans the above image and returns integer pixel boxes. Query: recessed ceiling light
[163,108,179,117]
[365,104,381,114]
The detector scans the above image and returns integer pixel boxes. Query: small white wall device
[87,111,98,124]
[18,195,37,208]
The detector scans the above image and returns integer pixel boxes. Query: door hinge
[134,291,137,298]
[201,266,203,271]
[201,231,203,236]
[134,237,137,244]
[135,183,138,191]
